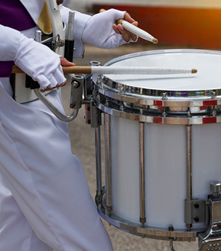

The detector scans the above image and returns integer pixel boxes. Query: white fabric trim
[0,25,21,61]
[19,0,44,26]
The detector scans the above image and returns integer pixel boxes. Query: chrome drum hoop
[100,49,221,103]
[97,208,200,242]
[94,49,221,125]
[95,97,221,125]
[96,77,221,109]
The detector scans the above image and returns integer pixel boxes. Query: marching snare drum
[93,49,221,243]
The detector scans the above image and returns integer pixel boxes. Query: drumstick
[100,9,158,44]
[12,65,197,75]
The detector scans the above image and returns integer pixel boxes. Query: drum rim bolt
[72,81,80,88]
[90,60,101,66]
[212,110,217,116]
[96,94,100,101]
[162,92,168,100]
[105,100,110,107]
[187,109,192,117]
[211,91,216,99]
[96,77,102,85]
[119,85,125,93]
[162,109,167,117]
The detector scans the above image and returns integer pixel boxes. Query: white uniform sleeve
[60,6,91,57]
[60,7,137,54]
[14,34,66,91]
[0,25,21,61]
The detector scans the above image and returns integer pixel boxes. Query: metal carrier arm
[34,89,78,122]
[34,74,84,122]
[31,0,79,122]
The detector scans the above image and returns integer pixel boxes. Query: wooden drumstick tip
[153,38,158,44]
[191,69,197,74]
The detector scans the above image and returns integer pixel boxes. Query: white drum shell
[110,113,221,229]
[97,50,221,232]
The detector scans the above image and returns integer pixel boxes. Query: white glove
[14,34,66,91]
[82,9,135,49]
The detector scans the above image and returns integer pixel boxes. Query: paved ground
[60,43,200,251]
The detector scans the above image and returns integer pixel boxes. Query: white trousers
[0,83,113,251]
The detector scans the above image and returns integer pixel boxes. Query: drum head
[103,49,221,91]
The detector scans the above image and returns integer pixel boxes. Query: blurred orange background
[92,4,221,50]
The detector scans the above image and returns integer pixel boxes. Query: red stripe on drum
[203,100,217,106]
[158,106,164,111]
[199,106,207,111]
[154,100,163,106]
[203,117,217,124]
[135,115,140,121]
[154,117,163,124]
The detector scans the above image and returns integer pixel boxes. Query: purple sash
[0,0,36,77]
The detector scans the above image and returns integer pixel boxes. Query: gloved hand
[82,9,138,49]
[14,33,66,92]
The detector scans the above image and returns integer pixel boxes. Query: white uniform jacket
[0,0,90,62]
[0,1,113,251]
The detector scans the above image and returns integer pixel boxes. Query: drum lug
[185,199,207,226]
[198,181,221,251]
